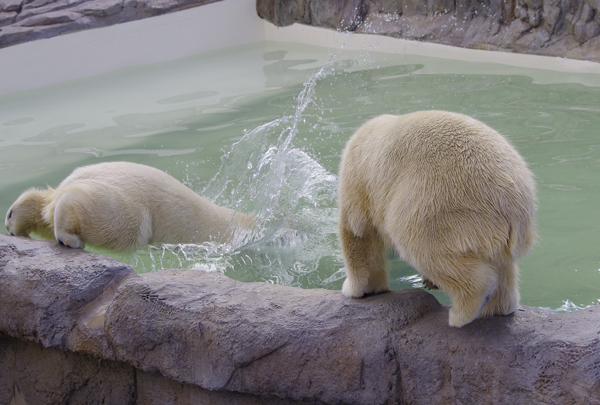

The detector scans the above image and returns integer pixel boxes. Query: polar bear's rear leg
[480,261,520,317]
[340,225,389,298]
[431,258,499,327]
[53,195,85,250]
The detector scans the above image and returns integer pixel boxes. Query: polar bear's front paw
[56,233,85,250]
[342,277,367,298]
[342,273,389,298]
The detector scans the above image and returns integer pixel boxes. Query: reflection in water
[156,90,219,104]
[262,50,320,89]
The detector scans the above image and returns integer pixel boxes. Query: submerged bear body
[338,111,536,327]
[5,162,253,252]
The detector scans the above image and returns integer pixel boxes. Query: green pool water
[1,40,599,311]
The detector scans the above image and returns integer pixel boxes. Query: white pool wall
[0,0,264,95]
[1,0,600,96]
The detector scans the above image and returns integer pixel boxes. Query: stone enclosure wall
[257,0,600,62]
[1,234,600,404]
[1,0,599,63]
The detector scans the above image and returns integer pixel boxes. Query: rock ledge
[1,233,599,404]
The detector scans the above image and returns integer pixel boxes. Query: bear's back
[46,161,244,249]
[58,162,190,196]
[340,111,536,260]
[360,112,524,183]
[346,111,533,204]
[52,161,205,234]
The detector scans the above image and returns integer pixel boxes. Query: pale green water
[1,41,599,311]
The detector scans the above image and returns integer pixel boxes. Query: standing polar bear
[5,162,254,252]
[338,111,536,327]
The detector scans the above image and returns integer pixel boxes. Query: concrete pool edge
[1,234,600,403]
[2,0,600,96]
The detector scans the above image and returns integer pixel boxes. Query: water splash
[539,299,586,312]
[135,55,344,289]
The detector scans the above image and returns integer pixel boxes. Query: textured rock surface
[257,0,600,62]
[2,0,598,63]
[0,0,221,47]
[0,334,306,404]
[0,333,137,404]
[1,233,600,404]
[0,235,135,357]
[105,269,439,404]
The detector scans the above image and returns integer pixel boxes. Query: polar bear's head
[5,188,54,239]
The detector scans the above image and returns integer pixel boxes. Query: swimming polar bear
[338,111,536,327]
[5,161,254,252]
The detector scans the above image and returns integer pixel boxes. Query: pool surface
[1,30,599,311]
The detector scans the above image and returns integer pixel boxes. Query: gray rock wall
[257,0,600,62]
[1,233,599,404]
[3,0,598,62]
[0,334,304,404]
[0,333,137,404]
[0,0,221,47]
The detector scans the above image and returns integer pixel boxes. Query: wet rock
[1,233,599,403]
[257,0,600,62]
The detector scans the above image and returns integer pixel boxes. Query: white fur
[5,162,253,252]
[338,111,537,327]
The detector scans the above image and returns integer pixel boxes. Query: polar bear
[338,111,536,327]
[5,162,254,252]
